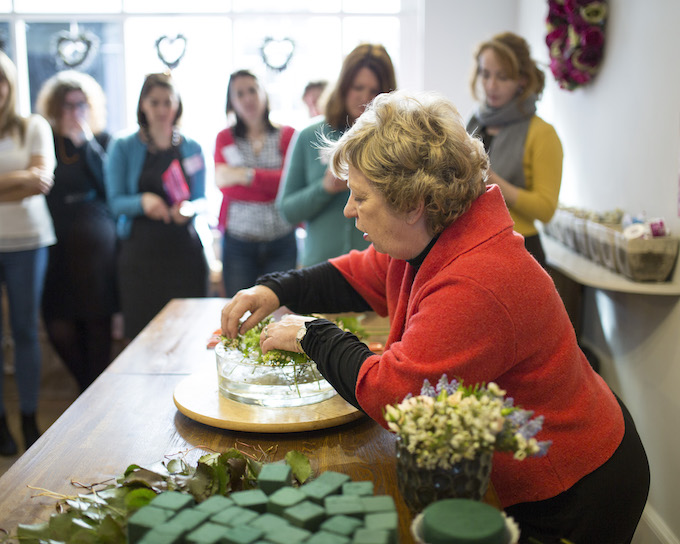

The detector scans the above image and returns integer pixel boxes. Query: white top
[0,114,56,251]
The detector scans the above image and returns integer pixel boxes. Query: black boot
[0,415,18,456]
[21,413,40,451]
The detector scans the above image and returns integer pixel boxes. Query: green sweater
[277,119,369,266]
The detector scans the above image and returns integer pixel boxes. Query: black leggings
[505,396,650,544]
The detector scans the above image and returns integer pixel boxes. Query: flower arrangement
[546,0,608,91]
[384,376,551,470]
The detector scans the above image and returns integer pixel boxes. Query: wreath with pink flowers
[546,0,608,90]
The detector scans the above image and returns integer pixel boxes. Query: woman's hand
[322,168,347,194]
[221,285,280,338]
[26,167,54,195]
[169,201,193,225]
[260,314,316,354]
[141,192,171,223]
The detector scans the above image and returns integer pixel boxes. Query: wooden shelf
[541,234,680,296]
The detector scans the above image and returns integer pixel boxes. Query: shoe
[21,413,41,451]
[0,415,18,456]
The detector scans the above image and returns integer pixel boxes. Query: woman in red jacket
[221,90,649,543]
[214,70,296,296]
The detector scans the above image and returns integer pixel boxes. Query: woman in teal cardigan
[105,73,208,340]
[277,43,396,266]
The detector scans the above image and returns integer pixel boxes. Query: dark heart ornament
[55,31,99,68]
[155,34,187,70]
[260,37,295,72]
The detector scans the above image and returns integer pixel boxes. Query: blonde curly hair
[36,70,107,134]
[327,91,488,234]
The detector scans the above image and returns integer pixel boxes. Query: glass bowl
[215,342,337,407]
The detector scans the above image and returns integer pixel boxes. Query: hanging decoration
[155,34,187,70]
[545,0,608,91]
[53,30,100,69]
[260,37,295,72]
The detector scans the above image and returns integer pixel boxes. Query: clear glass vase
[395,438,493,513]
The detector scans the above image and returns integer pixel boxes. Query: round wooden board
[173,372,364,432]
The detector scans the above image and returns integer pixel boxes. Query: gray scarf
[467,95,537,189]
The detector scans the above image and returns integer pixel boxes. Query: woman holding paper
[105,72,208,340]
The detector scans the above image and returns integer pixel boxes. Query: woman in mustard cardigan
[221,91,648,543]
[467,32,563,268]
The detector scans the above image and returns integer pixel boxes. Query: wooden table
[0,298,414,541]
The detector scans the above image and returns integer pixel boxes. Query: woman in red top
[221,91,649,543]
[214,70,296,296]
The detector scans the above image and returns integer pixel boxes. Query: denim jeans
[222,231,297,297]
[0,246,49,415]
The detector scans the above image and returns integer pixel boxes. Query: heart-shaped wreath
[155,34,187,70]
[546,0,608,91]
[260,37,295,72]
[54,30,99,69]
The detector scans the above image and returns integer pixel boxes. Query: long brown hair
[136,72,183,128]
[225,69,274,138]
[0,51,28,143]
[325,43,396,131]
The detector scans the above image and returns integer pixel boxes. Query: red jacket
[330,186,624,507]
[214,125,295,229]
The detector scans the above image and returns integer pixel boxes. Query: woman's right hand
[141,192,171,223]
[221,285,280,338]
[322,168,348,194]
[26,167,54,195]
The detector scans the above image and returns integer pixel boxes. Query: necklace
[57,136,79,165]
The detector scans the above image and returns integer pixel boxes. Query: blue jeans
[0,247,49,415]
[222,231,297,297]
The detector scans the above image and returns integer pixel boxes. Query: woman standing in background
[277,43,396,267]
[467,32,563,268]
[105,73,208,340]
[0,51,55,454]
[215,70,296,297]
[36,70,117,392]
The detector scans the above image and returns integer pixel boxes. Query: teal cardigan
[104,131,206,238]
[277,119,369,266]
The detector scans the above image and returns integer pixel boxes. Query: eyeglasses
[63,101,88,111]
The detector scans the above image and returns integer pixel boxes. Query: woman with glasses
[36,70,118,392]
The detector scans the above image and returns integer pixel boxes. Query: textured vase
[395,439,493,513]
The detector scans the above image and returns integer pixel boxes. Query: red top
[213,125,295,229]
[330,186,624,507]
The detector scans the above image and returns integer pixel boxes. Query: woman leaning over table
[222,91,649,543]
[36,71,118,392]
[467,32,562,268]
[215,70,296,297]
[105,73,208,341]
[0,51,55,454]
[276,43,396,266]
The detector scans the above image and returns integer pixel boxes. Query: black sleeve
[300,318,374,410]
[256,262,371,314]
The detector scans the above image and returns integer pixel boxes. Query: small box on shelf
[614,235,679,282]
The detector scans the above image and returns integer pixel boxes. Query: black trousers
[505,396,650,544]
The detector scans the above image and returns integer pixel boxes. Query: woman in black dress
[104,73,208,341]
[36,71,117,392]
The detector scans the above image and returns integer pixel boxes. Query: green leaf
[166,458,189,475]
[122,467,169,492]
[123,487,157,511]
[121,464,142,478]
[17,521,50,543]
[97,514,126,544]
[285,450,312,484]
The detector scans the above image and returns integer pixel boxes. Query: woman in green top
[277,43,396,266]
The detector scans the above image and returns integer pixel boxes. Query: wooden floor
[0,336,80,477]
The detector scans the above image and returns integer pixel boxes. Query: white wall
[422,1,680,542]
